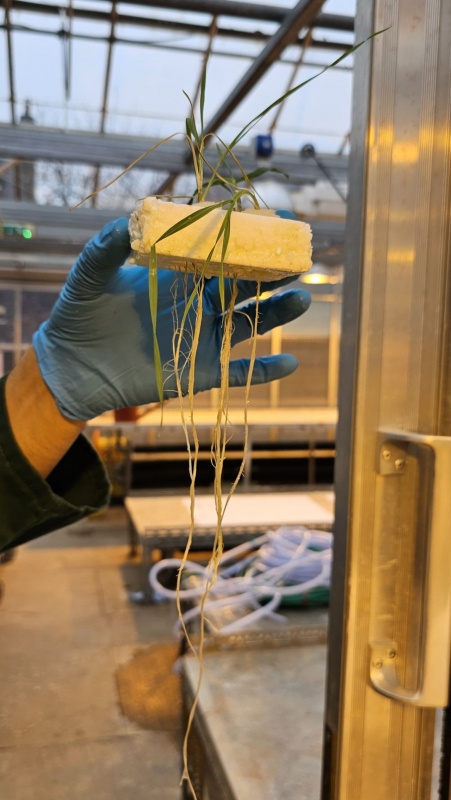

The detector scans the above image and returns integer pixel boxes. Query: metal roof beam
[91,3,117,205]
[4,0,16,125]
[91,0,354,31]
[100,6,116,134]
[2,22,349,57]
[0,24,352,64]
[1,1,353,45]
[70,0,287,20]
[0,200,345,275]
[0,124,348,186]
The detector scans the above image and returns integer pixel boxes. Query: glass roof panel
[65,38,109,129]
[222,0,297,6]
[0,26,10,123]
[323,0,356,13]
[116,3,212,26]
[10,29,65,123]
[105,37,205,136]
[1,1,356,154]
[70,16,111,39]
[12,6,61,33]
[217,15,278,37]
[312,28,354,47]
[74,0,112,12]
[205,55,353,153]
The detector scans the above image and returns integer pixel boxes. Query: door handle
[369,429,451,707]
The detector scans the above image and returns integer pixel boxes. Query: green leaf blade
[200,62,207,132]
[155,200,231,244]
[228,31,388,151]
[149,245,164,405]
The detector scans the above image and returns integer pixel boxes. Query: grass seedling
[74,30,385,799]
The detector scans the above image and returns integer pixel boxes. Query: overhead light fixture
[301,264,343,285]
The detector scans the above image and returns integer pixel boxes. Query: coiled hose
[149,526,332,635]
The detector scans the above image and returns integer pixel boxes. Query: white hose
[148,525,333,635]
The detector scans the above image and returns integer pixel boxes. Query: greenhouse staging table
[181,632,327,800]
[124,490,334,602]
[89,406,338,488]
[90,406,338,437]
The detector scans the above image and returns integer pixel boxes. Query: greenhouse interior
[1,1,449,799]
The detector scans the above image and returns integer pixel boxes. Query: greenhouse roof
[0,0,355,272]
[1,0,355,150]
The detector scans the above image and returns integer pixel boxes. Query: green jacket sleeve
[0,374,111,552]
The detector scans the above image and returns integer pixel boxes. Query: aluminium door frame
[322,1,451,798]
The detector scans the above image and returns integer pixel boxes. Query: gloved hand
[33,216,311,421]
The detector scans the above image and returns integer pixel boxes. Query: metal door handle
[370,429,451,707]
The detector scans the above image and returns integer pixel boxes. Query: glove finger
[204,272,303,313]
[230,289,310,347]
[204,208,302,311]
[222,354,299,388]
[67,218,131,297]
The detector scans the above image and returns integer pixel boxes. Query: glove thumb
[67,218,131,296]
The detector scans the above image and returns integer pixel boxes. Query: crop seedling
[75,30,383,798]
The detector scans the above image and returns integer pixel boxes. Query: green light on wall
[0,223,35,238]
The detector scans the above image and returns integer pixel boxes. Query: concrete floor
[2,504,444,799]
[0,508,182,800]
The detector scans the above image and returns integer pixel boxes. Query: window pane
[13,30,65,125]
[279,300,333,406]
[279,337,329,406]
[0,290,16,345]
[21,290,60,344]
[0,350,16,376]
[283,298,331,336]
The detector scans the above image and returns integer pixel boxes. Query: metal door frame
[322,1,451,797]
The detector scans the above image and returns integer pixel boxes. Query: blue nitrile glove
[33,216,310,421]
